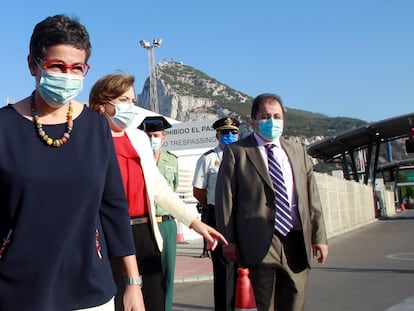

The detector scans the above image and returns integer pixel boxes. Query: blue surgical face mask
[37,71,83,107]
[258,118,284,141]
[109,102,135,130]
[149,137,163,151]
[220,132,238,145]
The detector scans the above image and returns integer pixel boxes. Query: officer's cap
[138,116,172,132]
[212,117,240,132]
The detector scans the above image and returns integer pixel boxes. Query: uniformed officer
[192,116,240,311]
[139,116,178,311]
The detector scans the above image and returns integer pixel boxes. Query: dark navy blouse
[0,104,135,310]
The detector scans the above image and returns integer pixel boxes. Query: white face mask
[108,102,135,130]
[149,137,163,151]
[37,71,83,107]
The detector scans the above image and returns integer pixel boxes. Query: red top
[113,134,149,217]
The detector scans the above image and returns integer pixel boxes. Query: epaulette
[166,150,178,158]
[203,149,215,156]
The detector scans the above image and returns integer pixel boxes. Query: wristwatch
[125,275,143,287]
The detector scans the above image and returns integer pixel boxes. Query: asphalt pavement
[174,240,213,283]
[173,209,414,311]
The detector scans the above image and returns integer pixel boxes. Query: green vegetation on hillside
[148,62,412,175]
[285,109,367,136]
[158,62,368,138]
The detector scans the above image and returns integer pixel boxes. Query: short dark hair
[250,93,286,119]
[29,14,92,62]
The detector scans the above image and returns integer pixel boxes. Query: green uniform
[156,150,178,311]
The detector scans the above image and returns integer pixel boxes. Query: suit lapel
[281,139,303,202]
[244,134,273,189]
[281,139,302,175]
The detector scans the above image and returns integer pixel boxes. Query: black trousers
[110,222,165,311]
[205,205,237,311]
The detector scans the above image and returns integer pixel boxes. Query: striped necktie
[265,144,293,236]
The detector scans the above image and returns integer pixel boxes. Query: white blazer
[125,128,198,251]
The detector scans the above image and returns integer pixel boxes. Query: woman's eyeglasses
[36,58,90,76]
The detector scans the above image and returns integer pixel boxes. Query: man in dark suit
[215,93,328,311]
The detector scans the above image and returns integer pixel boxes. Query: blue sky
[1,0,413,122]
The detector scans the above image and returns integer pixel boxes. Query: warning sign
[163,119,217,151]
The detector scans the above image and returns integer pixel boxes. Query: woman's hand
[189,219,228,250]
[123,284,145,311]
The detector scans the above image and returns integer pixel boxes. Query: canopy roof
[307,113,414,161]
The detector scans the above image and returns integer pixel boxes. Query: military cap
[138,116,172,132]
[212,117,240,131]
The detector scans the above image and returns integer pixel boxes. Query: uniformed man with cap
[192,116,240,311]
[139,116,178,311]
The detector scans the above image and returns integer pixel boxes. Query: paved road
[173,209,414,310]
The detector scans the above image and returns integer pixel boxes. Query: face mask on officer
[149,137,163,151]
[219,129,238,146]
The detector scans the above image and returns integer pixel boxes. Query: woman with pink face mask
[89,73,228,311]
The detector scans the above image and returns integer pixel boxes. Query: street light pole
[140,38,162,113]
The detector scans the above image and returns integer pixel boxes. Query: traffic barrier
[235,267,257,311]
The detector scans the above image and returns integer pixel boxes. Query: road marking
[386,252,414,261]
[385,295,414,310]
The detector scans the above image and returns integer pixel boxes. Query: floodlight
[153,39,163,47]
[140,40,150,48]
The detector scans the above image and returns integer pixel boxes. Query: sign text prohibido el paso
[163,120,217,151]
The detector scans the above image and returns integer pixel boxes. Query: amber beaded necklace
[30,91,73,147]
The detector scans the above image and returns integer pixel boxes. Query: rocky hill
[137,61,366,139]
[137,62,249,124]
[136,61,408,172]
